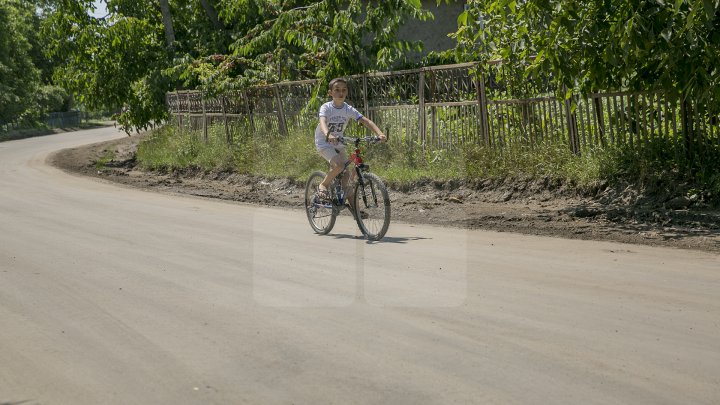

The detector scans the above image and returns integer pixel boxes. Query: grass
[136,124,720,206]
[95,149,116,171]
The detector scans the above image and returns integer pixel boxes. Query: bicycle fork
[354,166,377,210]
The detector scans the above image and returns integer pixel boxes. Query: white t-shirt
[314,101,363,150]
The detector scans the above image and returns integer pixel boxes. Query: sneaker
[316,187,330,202]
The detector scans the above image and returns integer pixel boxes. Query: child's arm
[319,116,330,139]
[320,116,340,144]
[358,117,387,142]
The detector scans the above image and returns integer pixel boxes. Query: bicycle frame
[333,136,375,207]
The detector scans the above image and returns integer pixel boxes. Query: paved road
[1,127,719,404]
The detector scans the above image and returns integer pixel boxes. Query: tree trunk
[198,0,224,30]
[159,0,175,50]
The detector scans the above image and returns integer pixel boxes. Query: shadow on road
[329,233,431,244]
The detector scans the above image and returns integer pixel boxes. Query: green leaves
[457,10,469,26]
[701,0,717,21]
[32,0,440,131]
[407,0,422,9]
[452,0,720,111]
[0,0,41,125]
[223,0,434,85]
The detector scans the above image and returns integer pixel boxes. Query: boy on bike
[314,78,386,203]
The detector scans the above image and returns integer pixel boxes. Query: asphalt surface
[1,127,719,404]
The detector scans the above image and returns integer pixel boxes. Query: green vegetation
[455,0,720,105]
[3,0,718,201]
[454,0,720,151]
[94,149,116,171]
[137,124,720,205]
[0,0,76,130]
[3,0,434,134]
[34,0,435,133]
[137,124,325,178]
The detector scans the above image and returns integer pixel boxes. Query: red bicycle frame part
[350,148,363,165]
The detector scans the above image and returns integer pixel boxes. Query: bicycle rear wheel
[353,172,390,241]
[305,171,337,235]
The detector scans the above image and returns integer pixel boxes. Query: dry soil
[49,133,720,252]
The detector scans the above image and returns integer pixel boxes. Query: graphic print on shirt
[327,122,345,134]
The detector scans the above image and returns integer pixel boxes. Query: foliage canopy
[453,0,720,109]
[0,0,41,124]
[5,0,720,134]
[36,0,436,132]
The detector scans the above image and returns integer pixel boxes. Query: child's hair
[328,77,348,90]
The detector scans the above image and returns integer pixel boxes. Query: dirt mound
[49,133,720,252]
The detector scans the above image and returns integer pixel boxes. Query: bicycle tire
[305,171,337,235]
[353,172,391,241]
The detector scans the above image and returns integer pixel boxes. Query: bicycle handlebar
[336,135,383,145]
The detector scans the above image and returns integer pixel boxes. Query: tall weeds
[136,125,720,205]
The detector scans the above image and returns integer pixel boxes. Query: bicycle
[304,135,391,241]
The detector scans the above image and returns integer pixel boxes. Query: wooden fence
[166,62,720,155]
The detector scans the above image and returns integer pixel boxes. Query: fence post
[592,95,606,147]
[166,92,171,126]
[185,91,192,133]
[430,71,437,147]
[563,86,580,155]
[274,85,288,136]
[222,95,230,145]
[362,73,370,136]
[243,90,255,134]
[476,68,491,146]
[418,69,426,146]
[202,91,208,143]
[176,91,182,129]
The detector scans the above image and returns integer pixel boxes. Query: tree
[159,0,176,49]
[0,0,41,125]
[171,0,434,99]
[198,0,223,30]
[41,0,439,132]
[231,0,432,82]
[42,0,175,131]
[454,0,720,107]
[453,0,720,164]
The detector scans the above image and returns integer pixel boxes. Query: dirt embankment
[49,134,720,252]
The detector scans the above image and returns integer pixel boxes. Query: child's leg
[341,168,354,203]
[319,148,347,190]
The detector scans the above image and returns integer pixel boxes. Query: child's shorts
[318,146,346,163]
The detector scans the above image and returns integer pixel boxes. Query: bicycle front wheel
[353,172,391,241]
[305,171,337,235]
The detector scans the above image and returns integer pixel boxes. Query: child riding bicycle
[314,78,386,203]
